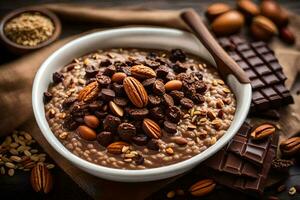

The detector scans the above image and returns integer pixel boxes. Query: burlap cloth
[0,4,299,200]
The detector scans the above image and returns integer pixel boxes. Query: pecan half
[77,81,99,102]
[280,137,300,156]
[107,141,129,154]
[189,179,216,197]
[130,64,156,79]
[250,123,275,140]
[142,118,162,139]
[30,162,53,194]
[123,77,148,108]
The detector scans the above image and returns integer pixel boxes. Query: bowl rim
[0,6,61,50]
[32,27,251,178]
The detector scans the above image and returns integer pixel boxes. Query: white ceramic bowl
[32,27,251,182]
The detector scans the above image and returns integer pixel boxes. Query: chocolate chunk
[96,74,111,86]
[97,131,114,147]
[112,82,124,95]
[100,89,115,101]
[127,108,149,119]
[169,90,184,102]
[172,61,187,73]
[162,93,174,107]
[163,121,177,134]
[100,59,112,67]
[52,72,64,83]
[63,117,78,130]
[132,135,148,146]
[176,73,190,81]
[180,98,194,109]
[166,72,176,81]
[117,123,136,141]
[133,154,144,165]
[88,101,103,111]
[142,78,156,89]
[85,66,99,78]
[191,94,205,104]
[166,106,181,123]
[194,80,207,93]
[43,92,53,104]
[147,139,160,151]
[147,52,157,59]
[150,107,165,119]
[103,65,116,76]
[155,66,169,78]
[148,95,161,107]
[121,66,131,75]
[62,97,77,109]
[145,60,160,69]
[113,97,128,107]
[169,49,186,62]
[153,80,165,95]
[103,114,121,131]
[94,111,107,119]
[192,71,203,80]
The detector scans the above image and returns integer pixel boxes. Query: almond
[76,125,97,141]
[84,115,100,128]
[205,3,231,21]
[142,118,162,139]
[77,81,99,102]
[189,179,216,197]
[111,72,127,83]
[109,101,124,117]
[250,123,275,140]
[280,137,300,156]
[165,80,183,91]
[123,77,148,108]
[251,15,278,41]
[30,162,53,194]
[279,28,295,45]
[237,0,260,17]
[130,64,156,79]
[107,141,129,154]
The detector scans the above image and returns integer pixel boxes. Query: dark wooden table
[0,1,299,199]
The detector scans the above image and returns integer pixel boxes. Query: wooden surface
[0,1,299,200]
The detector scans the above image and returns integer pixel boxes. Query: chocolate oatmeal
[44,48,236,169]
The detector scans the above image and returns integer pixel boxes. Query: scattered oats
[46,164,55,169]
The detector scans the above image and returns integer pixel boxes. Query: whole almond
[107,141,129,154]
[142,118,162,139]
[77,81,99,102]
[211,10,245,36]
[123,77,148,108]
[205,3,231,21]
[30,162,53,194]
[251,15,278,41]
[109,101,124,117]
[171,136,188,146]
[130,64,156,79]
[111,72,127,83]
[189,179,216,197]
[250,123,275,140]
[279,28,295,44]
[84,115,100,128]
[280,137,300,156]
[165,80,183,91]
[237,0,260,18]
[260,0,282,25]
[76,125,97,141]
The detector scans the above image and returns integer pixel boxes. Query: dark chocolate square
[228,52,242,61]
[262,74,279,85]
[251,78,265,89]
[255,46,269,54]
[269,62,281,71]
[241,50,256,58]
[261,53,277,63]
[237,44,250,51]
[245,69,257,79]
[248,57,264,67]
[276,70,287,81]
[230,35,246,44]
[237,60,250,70]
[254,65,272,75]
[251,41,266,48]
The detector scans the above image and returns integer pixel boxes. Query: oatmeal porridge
[43,48,236,169]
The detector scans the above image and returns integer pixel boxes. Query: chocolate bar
[217,35,293,112]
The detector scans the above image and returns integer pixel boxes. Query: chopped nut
[166,147,174,155]
[289,186,296,196]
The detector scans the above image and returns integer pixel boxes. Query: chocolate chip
[132,135,148,146]
[145,60,160,69]
[52,72,64,83]
[169,90,184,102]
[172,61,187,73]
[180,98,194,109]
[150,107,165,119]
[147,139,160,151]
[191,94,205,104]
[62,97,77,109]
[74,117,84,124]
[103,65,116,76]
[94,111,107,119]
[176,73,189,81]
[103,114,121,131]
[167,106,181,123]
[192,71,203,80]
[96,74,111,86]
[153,80,165,95]
[162,93,174,107]
[127,108,149,119]
[97,131,114,147]
[164,121,177,134]
[169,49,186,62]
[133,154,144,165]
[142,78,156,89]
[112,82,124,95]
[117,123,136,141]
[148,95,161,107]
[100,59,112,67]
[88,101,103,111]
[182,82,196,96]
[113,97,128,107]
[43,92,53,104]
[100,89,115,101]
[63,117,78,130]
[85,66,99,79]
[194,80,207,93]
[155,66,169,78]
[166,72,176,81]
